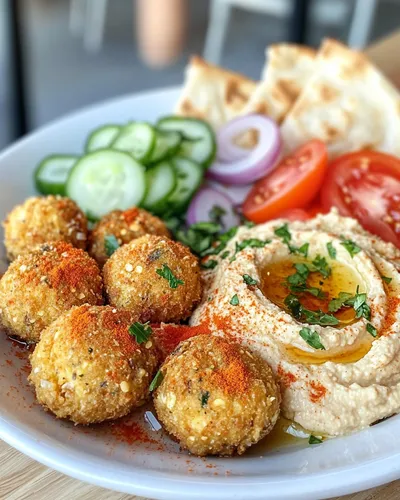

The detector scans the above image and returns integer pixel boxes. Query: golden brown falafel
[29,305,159,424]
[153,335,281,456]
[0,241,103,342]
[3,195,88,260]
[88,207,170,267]
[103,235,202,323]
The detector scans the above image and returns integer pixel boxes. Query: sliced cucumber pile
[85,125,120,152]
[66,150,146,219]
[34,155,78,196]
[34,115,216,218]
[157,116,216,168]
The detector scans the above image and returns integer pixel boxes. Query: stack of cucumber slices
[34,117,216,220]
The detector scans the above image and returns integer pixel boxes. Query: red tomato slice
[243,140,328,223]
[321,150,400,247]
[276,208,311,221]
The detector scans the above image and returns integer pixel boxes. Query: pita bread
[242,44,316,124]
[281,38,400,158]
[175,56,257,130]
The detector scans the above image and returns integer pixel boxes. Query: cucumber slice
[157,116,216,168]
[85,125,120,152]
[149,129,182,164]
[111,122,156,164]
[66,149,146,219]
[34,155,77,195]
[168,157,203,211]
[142,161,177,214]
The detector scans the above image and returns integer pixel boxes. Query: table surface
[0,438,398,500]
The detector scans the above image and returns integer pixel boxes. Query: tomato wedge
[321,150,400,247]
[242,140,328,223]
[275,208,311,221]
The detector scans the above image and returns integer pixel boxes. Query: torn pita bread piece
[175,56,257,131]
[281,38,400,158]
[242,44,316,124]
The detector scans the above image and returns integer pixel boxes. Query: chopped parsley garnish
[243,274,258,286]
[176,227,214,255]
[299,327,325,350]
[220,250,230,259]
[284,294,338,326]
[230,294,239,306]
[209,205,226,226]
[367,323,378,337]
[328,288,370,320]
[381,275,392,284]
[296,243,309,257]
[244,219,255,228]
[230,238,271,262]
[274,223,291,243]
[311,255,331,278]
[200,391,210,407]
[309,435,323,445]
[353,292,371,320]
[302,309,339,326]
[128,321,152,344]
[189,221,221,234]
[327,241,336,259]
[200,226,239,257]
[285,263,325,298]
[156,264,184,288]
[328,292,354,312]
[104,234,120,257]
[274,223,310,256]
[149,370,163,392]
[340,237,361,258]
[201,259,218,270]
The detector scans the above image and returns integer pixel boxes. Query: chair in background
[203,0,378,64]
[69,0,108,52]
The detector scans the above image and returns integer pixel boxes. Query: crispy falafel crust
[103,235,202,323]
[153,335,281,456]
[0,241,103,342]
[3,196,88,261]
[29,305,160,424]
[89,207,170,267]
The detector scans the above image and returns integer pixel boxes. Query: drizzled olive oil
[260,258,363,328]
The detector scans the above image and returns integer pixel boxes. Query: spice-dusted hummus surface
[190,209,400,436]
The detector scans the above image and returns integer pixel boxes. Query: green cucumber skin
[168,158,204,213]
[111,122,156,164]
[85,124,120,153]
[142,162,177,215]
[34,154,77,196]
[66,149,146,219]
[157,116,217,169]
[148,131,183,166]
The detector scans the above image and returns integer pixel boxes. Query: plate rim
[1,86,400,500]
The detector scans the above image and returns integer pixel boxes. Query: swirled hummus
[190,209,400,436]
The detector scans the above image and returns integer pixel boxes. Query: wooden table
[0,438,398,500]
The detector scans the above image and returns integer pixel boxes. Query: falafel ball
[29,305,159,424]
[3,195,88,260]
[103,235,202,323]
[0,241,103,342]
[153,335,280,456]
[89,207,170,267]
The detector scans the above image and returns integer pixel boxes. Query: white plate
[1,87,400,500]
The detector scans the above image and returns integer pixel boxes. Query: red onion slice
[186,187,240,229]
[209,114,281,185]
[208,181,253,206]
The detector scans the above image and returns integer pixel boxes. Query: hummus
[190,209,400,436]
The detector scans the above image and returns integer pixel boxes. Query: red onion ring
[209,114,281,185]
[186,186,240,229]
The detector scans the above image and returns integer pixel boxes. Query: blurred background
[1,0,399,150]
